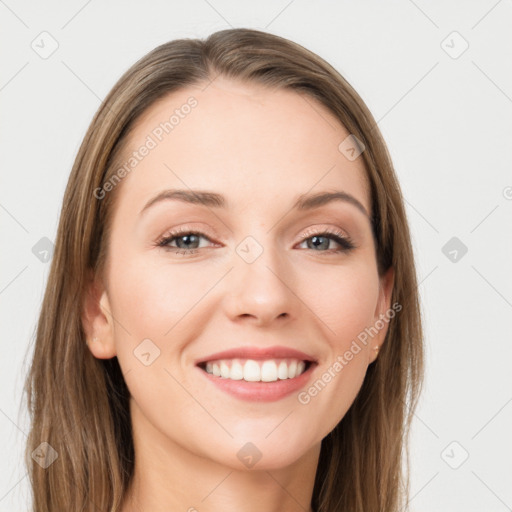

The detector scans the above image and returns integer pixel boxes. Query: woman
[24,28,424,512]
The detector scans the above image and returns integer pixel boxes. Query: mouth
[197,358,313,382]
[194,346,318,402]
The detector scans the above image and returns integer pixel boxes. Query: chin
[195,429,320,472]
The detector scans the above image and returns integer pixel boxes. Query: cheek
[105,251,235,402]
[108,253,215,338]
[297,259,380,346]
[105,254,215,415]
[291,261,379,427]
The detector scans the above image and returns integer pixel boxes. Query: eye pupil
[177,234,199,249]
[308,235,329,250]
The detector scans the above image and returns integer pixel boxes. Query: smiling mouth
[197,358,313,382]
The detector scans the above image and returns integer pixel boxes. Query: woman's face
[86,76,394,470]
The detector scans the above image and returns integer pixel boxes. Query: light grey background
[1,1,511,510]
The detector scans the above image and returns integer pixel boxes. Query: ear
[368,266,395,364]
[82,271,117,359]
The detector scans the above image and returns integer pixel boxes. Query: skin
[83,76,394,512]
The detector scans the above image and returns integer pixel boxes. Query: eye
[157,229,215,253]
[296,228,355,254]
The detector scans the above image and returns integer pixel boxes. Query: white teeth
[278,361,288,380]
[243,360,260,382]
[220,361,230,379]
[261,361,278,382]
[230,360,244,380]
[202,358,309,382]
[288,360,297,379]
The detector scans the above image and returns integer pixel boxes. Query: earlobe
[86,335,117,359]
[368,344,380,364]
[82,275,117,359]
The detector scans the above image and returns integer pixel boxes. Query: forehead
[115,76,371,216]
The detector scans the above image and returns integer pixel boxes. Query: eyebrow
[140,188,370,219]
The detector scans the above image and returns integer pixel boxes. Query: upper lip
[195,345,318,365]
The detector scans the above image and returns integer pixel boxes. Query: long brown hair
[23,28,424,512]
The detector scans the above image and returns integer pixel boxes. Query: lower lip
[197,363,316,402]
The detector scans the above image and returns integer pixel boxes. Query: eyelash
[156,226,356,256]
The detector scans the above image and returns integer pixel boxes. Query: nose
[221,238,297,327]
